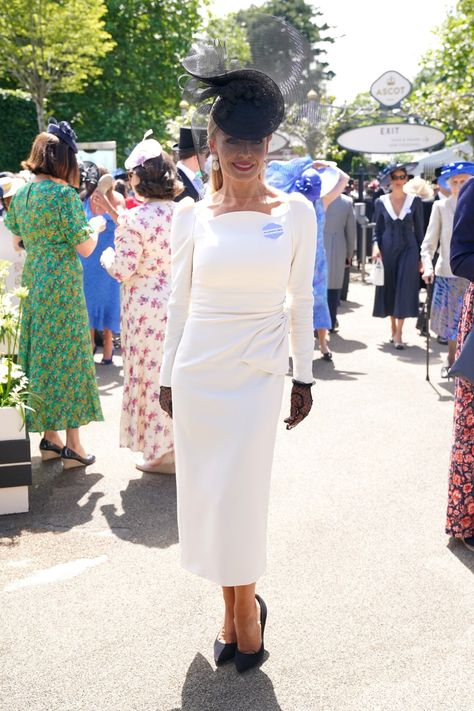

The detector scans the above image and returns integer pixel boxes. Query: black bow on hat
[47,117,78,153]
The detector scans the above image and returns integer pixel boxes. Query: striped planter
[0,407,31,515]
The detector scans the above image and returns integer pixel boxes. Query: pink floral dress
[107,201,174,460]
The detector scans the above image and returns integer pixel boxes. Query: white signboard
[370,71,412,108]
[337,124,445,154]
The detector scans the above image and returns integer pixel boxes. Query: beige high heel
[135,451,175,474]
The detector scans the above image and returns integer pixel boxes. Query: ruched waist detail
[187,288,289,375]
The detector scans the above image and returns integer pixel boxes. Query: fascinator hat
[47,117,78,153]
[180,15,310,155]
[266,157,340,202]
[124,130,163,171]
[438,161,474,190]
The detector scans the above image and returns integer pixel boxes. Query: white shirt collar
[176,161,196,184]
[380,193,415,221]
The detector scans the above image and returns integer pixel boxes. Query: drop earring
[212,156,220,171]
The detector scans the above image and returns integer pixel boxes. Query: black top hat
[174,127,195,152]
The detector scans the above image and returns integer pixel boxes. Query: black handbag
[450,327,474,385]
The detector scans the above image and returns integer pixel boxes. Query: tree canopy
[404,0,474,146]
[235,0,334,94]
[51,0,202,163]
[0,0,114,132]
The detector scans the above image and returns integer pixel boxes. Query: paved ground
[1,273,473,711]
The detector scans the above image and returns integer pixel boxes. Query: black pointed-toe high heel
[39,438,63,461]
[235,594,267,674]
[214,637,237,666]
[61,447,96,470]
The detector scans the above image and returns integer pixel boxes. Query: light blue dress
[81,198,121,332]
[266,157,331,330]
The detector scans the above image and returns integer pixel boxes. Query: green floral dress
[5,180,103,431]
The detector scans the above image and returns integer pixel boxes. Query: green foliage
[205,16,252,66]
[235,0,335,92]
[0,91,37,171]
[51,0,202,164]
[0,0,114,131]
[403,0,474,145]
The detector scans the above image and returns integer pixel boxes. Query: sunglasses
[391,174,407,181]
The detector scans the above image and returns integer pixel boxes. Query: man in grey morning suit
[323,193,357,330]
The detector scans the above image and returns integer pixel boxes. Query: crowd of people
[1,28,474,674]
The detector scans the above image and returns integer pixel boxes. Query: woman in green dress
[5,119,103,468]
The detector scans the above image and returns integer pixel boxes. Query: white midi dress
[160,193,316,586]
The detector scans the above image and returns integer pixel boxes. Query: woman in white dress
[159,61,316,672]
[101,135,182,473]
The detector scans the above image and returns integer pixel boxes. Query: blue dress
[266,157,331,330]
[81,198,121,332]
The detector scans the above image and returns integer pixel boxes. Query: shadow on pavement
[327,334,368,354]
[170,652,282,711]
[428,380,455,402]
[312,358,366,382]
[101,473,178,548]
[95,360,124,397]
[0,456,104,538]
[338,298,363,313]
[377,342,431,364]
[447,538,474,574]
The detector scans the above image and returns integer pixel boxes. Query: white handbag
[371,259,384,286]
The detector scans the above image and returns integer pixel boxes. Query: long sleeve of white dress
[420,201,441,278]
[287,194,317,384]
[159,198,195,387]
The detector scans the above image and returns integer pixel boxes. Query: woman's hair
[207,116,223,193]
[133,151,183,199]
[114,179,127,197]
[389,165,407,179]
[22,132,79,186]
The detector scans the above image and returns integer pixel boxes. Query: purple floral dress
[106,201,174,460]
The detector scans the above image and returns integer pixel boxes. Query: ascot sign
[370,70,412,108]
[337,123,446,154]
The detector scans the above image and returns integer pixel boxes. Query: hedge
[0,90,37,172]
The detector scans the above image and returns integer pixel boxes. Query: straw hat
[0,176,27,199]
[403,176,434,200]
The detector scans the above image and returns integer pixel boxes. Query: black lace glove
[159,386,173,419]
[284,380,314,430]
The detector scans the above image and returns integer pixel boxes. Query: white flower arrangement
[0,260,42,421]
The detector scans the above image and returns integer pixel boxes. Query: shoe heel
[62,457,83,470]
[40,449,61,461]
[61,446,96,469]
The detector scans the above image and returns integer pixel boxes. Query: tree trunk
[34,98,46,133]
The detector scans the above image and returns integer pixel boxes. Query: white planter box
[0,406,31,515]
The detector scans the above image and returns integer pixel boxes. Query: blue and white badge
[262,222,284,240]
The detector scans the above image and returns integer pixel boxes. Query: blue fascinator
[266,156,339,203]
[47,117,78,153]
[438,161,474,190]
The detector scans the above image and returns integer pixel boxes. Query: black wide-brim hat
[184,68,285,141]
